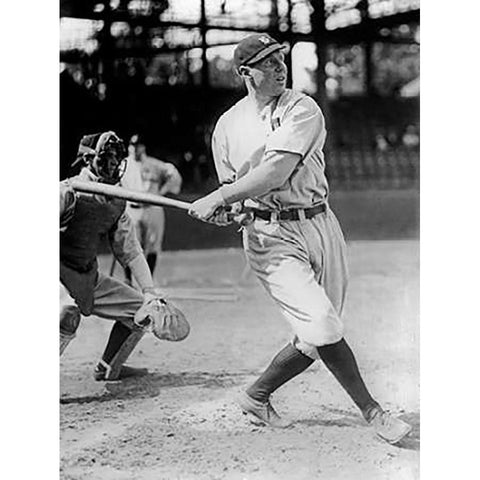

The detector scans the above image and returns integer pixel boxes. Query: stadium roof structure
[60,1,419,55]
[60,1,419,99]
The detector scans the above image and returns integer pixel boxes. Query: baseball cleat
[368,407,412,444]
[237,392,292,428]
[93,363,149,382]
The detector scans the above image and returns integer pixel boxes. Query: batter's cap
[233,34,285,70]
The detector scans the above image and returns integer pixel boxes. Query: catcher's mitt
[134,298,190,342]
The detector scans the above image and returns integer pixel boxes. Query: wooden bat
[70,180,248,225]
[70,180,191,211]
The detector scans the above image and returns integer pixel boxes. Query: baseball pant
[60,271,144,327]
[243,207,348,360]
[127,205,165,256]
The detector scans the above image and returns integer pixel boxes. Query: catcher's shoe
[237,392,292,429]
[368,407,412,444]
[93,362,148,382]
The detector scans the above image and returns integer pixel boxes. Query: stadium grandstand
[60,0,419,192]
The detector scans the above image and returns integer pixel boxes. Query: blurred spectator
[374,134,389,151]
[386,130,399,148]
[402,125,420,148]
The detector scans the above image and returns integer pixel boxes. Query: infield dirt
[60,241,419,480]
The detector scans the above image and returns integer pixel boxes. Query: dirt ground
[60,240,420,480]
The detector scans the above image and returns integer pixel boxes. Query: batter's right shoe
[368,407,412,444]
[237,392,292,429]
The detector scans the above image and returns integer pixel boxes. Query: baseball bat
[70,180,191,211]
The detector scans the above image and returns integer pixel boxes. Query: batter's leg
[246,343,314,403]
[316,339,379,419]
[316,338,412,444]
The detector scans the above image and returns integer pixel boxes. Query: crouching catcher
[60,131,189,381]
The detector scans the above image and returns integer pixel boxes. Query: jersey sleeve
[265,96,324,157]
[211,118,236,185]
[108,211,143,268]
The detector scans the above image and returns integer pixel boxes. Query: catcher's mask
[73,131,127,184]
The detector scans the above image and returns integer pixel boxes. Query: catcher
[60,131,189,381]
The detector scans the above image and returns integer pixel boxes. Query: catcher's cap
[72,131,120,167]
[233,34,285,70]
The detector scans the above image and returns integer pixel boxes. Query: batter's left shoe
[93,361,149,381]
[237,392,292,428]
[368,407,412,444]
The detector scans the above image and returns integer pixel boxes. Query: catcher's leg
[60,305,81,355]
[90,272,147,381]
[94,322,146,381]
[60,283,81,356]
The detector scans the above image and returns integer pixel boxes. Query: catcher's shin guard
[60,306,81,355]
[98,324,145,380]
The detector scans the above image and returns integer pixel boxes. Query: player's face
[249,51,287,97]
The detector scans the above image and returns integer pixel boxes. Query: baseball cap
[129,133,146,146]
[233,34,285,69]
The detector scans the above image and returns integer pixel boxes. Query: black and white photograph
[55,1,422,479]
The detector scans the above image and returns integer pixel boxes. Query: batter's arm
[219,150,301,204]
[188,151,301,221]
[211,120,236,185]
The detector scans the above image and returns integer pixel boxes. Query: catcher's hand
[134,297,190,342]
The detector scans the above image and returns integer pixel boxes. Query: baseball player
[60,131,184,381]
[189,34,412,444]
[121,134,182,283]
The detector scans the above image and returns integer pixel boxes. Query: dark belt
[251,203,326,222]
[129,203,143,209]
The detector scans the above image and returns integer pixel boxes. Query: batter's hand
[188,190,225,223]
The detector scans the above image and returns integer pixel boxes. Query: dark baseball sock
[246,343,314,403]
[146,253,157,275]
[316,338,380,420]
[100,321,133,365]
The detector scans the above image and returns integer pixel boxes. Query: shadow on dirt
[60,370,251,405]
[394,412,420,451]
[295,407,366,428]
[295,408,420,451]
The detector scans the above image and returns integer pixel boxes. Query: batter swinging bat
[70,180,191,211]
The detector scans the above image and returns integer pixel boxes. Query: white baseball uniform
[122,154,182,256]
[212,89,349,359]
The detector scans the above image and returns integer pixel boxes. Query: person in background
[121,134,182,284]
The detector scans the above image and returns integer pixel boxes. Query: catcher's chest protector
[60,192,125,272]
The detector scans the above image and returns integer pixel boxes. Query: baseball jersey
[122,154,182,196]
[212,89,329,210]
